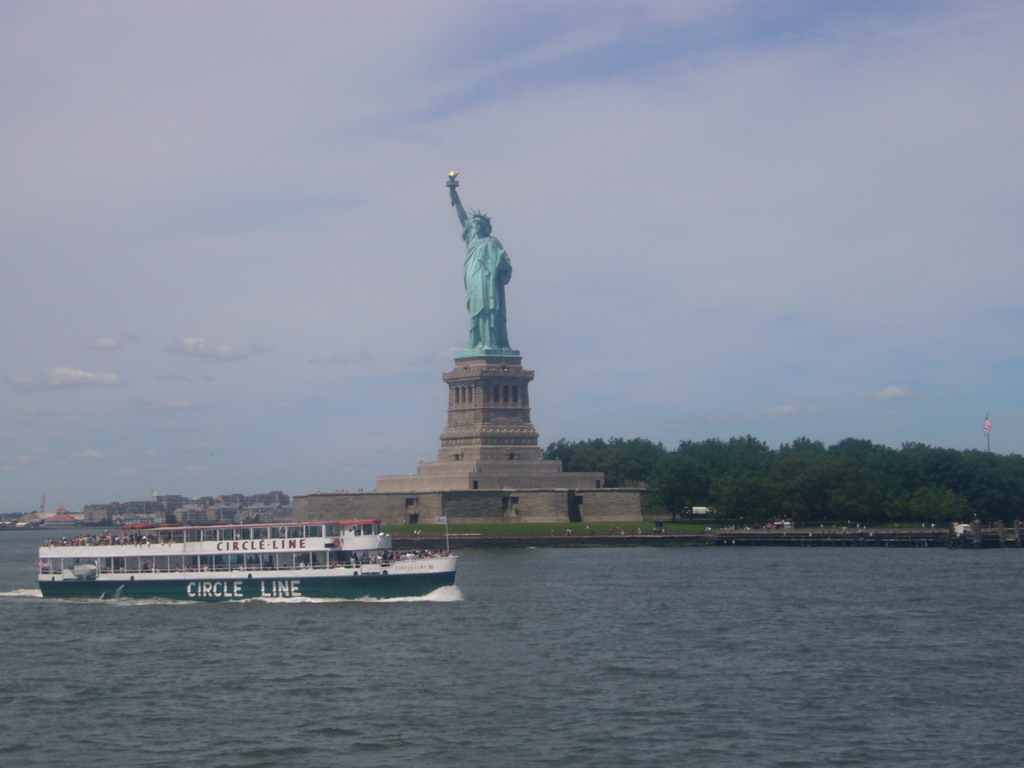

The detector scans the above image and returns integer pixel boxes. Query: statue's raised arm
[448,170,468,227]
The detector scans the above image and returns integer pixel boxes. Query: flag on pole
[435,516,448,524]
[983,416,992,436]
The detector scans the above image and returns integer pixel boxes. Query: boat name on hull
[185,579,302,598]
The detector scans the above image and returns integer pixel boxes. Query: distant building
[77,492,292,526]
[83,504,110,524]
[43,506,78,528]
[173,503,206,525]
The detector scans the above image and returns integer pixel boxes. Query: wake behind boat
[36,519,456,601]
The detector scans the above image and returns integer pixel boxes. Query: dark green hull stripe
[38,571,456,601]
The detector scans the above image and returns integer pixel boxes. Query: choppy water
[2,530,1023,767]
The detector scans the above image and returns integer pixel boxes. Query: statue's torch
[447,170,460,205]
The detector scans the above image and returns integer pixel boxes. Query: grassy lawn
[385,520,717,536]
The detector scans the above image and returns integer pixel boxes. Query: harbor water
[2,529,1023,767]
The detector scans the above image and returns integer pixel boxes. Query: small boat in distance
[36,519,456,601]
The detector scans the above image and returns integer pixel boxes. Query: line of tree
[543,436,1024,525]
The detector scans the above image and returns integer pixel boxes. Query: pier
[395,522,1024,549]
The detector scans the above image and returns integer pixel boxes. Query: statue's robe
[462,220,512,350]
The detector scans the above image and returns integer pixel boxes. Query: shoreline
[396,526,1023,549]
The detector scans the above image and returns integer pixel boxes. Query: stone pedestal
[295,354,642,525]
[376,355,604,492]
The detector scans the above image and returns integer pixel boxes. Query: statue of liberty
[447,172,518,357]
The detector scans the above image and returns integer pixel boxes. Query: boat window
[270,526,285,539]
[197,554,228,571]
[305,525,321,537]
[201,529,219,542]
[325,524,340,536]
[186,529,201,542]
[287,526,303,538]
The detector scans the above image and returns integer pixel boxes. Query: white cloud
[306,350,374,365]
[764,405,824,417]
[43,367,120,388]
[134,399,196,412]
[72,448,105,459]
[184,442,230,454]
[166,337,265,361]
[872,385,917,401]
[89,336,120,350]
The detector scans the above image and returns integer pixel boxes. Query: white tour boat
[36,519,456,601]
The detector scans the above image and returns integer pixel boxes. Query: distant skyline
[3,1,1022,514]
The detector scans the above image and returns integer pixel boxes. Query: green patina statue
[447,172,518,358]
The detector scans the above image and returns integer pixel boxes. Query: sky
[2,0,1022,514]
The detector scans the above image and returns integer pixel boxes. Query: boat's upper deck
[40,520,390,558]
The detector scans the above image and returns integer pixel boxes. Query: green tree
[547,433,1024,525]
[707,437,776,522]
[772,438,830,520]
[711,471,779,523]
[647,452,711,520]
[543,437,666,487]
[901,486,971,523]
[543,438,576,467]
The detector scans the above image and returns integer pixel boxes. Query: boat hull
[38,563,456,601]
